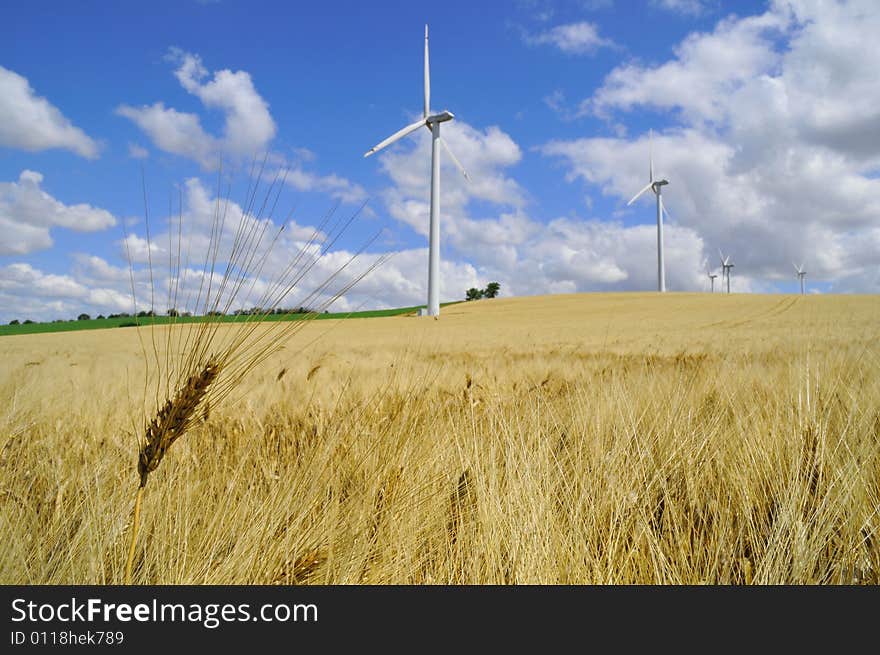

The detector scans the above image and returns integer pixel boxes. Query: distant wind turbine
[364,25,469,317]
[794,262,807,295]
[719,249,734,294]
[627,130,669,293]
[708,270,718,293]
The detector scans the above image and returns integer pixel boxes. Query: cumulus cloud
[0,170,117,255]
[371,116,715,299]
[117,102,216,166]
[0,174,365,323]
[1,162,720,324]
[525,21,615,55]
[544,0,880,293]
[117,49,276,169]
[284,167,368,205]
[465,217,711,297]
[117,51,363,205]
[0,262,133,322]
[586,10,790,122]
[377,118,525,239]
[106,177,381,313]
[7,1,878,322]
[110,175,660,318]
[0,66,98,158]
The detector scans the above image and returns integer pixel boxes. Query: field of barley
[1,292,878,584]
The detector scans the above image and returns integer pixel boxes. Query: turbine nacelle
[427,110,454,124]
[652,179,668,193]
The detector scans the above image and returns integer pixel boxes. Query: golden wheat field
[1,292,878,584]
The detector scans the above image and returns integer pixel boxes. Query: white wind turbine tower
[364,25,469,317]
[794,262,807,295]
[627,130,669,293]
[719,249,734,294]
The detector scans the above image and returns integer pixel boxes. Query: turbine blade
[424,25,430,119]
[364,118,426,157]
[649,129,654,183]
[718,248,725,264]
[439,137,470,181]
[627,182,653,206]
[793,261,800,274]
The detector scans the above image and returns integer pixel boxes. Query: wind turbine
[364,25,469,317]
[627,129,669,293]
[708,270,718,293]
[719,249,734,294]
[794,262,806,295]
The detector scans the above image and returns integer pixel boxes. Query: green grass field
[0,302,463,337]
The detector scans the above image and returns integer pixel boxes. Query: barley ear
[137,360,221,486]
[126,359,221,584]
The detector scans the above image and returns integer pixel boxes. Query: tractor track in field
[700,295,800,330]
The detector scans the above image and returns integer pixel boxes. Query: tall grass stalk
[122,159,387,584]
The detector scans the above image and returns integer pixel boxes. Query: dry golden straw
[120,161,387,584]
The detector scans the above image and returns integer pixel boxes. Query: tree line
[465,282,500,301]
[7,306,326,326]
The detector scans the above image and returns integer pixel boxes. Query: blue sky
[1,0,878,321]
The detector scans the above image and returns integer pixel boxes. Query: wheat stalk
[137,359,221,487]
[124,359,221,583]
[121,160,388,584]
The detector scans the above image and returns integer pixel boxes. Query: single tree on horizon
[484,282,500,298]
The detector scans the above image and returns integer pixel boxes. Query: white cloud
[543,0,880,293]
[526,21,615,55]
[587,10,790,122]
[371,117,719,299]
[170,49,276,155]
[6,0,878,322]
[0,171,116,255]
[128,143,149,159]
[113,177,369,312]
[117,49,276,169]
[0,161,737,325]
[0,262,133,322]
[120,233,163,265]
[0,66,98,158]
[513,218,709,294]
[377,118,525,240]
[284,167,368,205]
[651,0,715,16]
[544,89,566,113]
[73,254,131,284]
[117,102,215,167]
